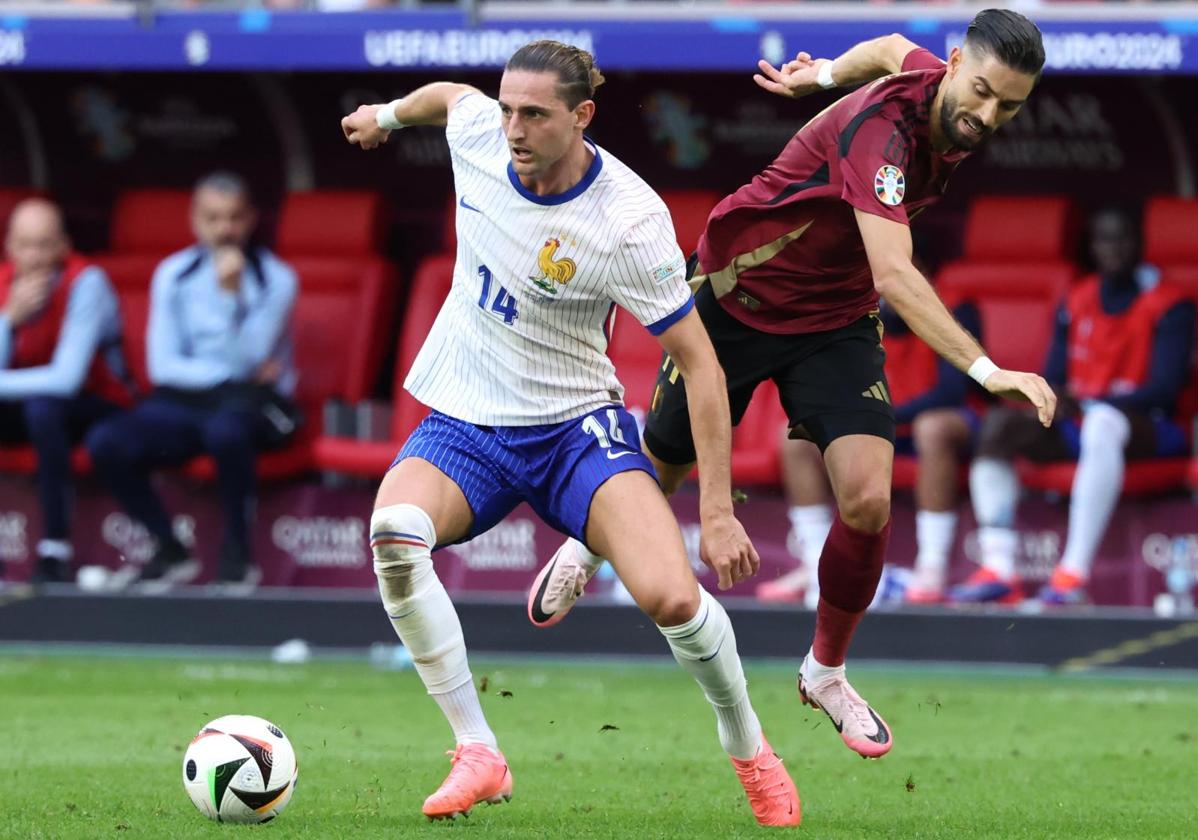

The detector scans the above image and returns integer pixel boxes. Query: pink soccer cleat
[422,743,513,821]
[729,735,801,827]
[527,541,599,628]
[798,655,893,759]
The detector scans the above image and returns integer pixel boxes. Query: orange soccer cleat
[422,743,513,821]
[729,736,802,827]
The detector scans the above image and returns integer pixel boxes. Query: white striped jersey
[404,92,693,426]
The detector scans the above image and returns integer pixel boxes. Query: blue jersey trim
[647,296,695,336]
[506,139,603,206]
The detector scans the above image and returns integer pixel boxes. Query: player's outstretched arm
[753,33,922,100]
[656,310,761,590]
[341,82,483,150]
[855,209,1057,426]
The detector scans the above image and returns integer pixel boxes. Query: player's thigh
[822,433,895,530]
[774,315,895,453]
[642,282,776,470]
[584,469,700,624]
[375,457,475,546]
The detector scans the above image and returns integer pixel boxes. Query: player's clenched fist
[700,513,761,591]
[341,104,391,150]
[984,369,1058,427]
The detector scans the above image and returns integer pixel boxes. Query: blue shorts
[391,406,657,547]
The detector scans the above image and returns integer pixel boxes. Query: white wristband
[817,61,837,89]
[968,356,1000,386]
[376,99,405,131]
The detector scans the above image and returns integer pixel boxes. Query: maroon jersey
[695,49,968,334]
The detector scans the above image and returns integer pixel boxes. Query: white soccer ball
[182,714,298,823]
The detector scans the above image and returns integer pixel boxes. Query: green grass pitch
[2,652,1195,838]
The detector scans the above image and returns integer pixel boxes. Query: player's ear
[946,45,963,78]
[574,100,595,131]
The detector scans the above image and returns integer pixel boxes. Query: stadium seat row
[2,186,1196,501]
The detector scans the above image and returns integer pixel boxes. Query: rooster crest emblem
[530,237,577,294]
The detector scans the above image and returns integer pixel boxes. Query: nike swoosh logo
[865,708,891,744]
[606,450,637,460]
[459,196,482,213]
[530,558,557,624]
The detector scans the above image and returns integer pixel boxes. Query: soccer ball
[182,715,298,823]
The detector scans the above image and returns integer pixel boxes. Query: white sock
[659,587,762,760]
[1060,404,1130,580]
[432,681,497,750]
[978,527,1019,581]
[969,458,1020,528]
[565,537,606,575]
[803,649,845,684]
[913,510,957,589]
[371,504,497,750]
[788,504,833,574]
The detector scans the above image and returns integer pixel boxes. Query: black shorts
[642,281,895,466]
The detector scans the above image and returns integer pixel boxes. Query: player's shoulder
[446,91,503,149]
[588,147,672,238]
[153,246,204,282]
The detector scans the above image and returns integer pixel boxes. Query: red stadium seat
[92,189,195,292]
[962,195,1076,262]
[1144,196,1198,268]
[730,381,788,486]
[314,253,454,477]
[276,191,399,408]
[1018,459,1191,497]
[115,286,152,394]
[109,189,194,255]
[936,263,1072,374]
[442,192,458,252]
[276,190,387,257]
[607,310,664,418]
[659,189,721,256]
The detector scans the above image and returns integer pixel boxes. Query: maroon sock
[812,516,891,667]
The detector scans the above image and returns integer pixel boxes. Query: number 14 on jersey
[478,265,519,325]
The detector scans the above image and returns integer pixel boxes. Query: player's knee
[838,485,891,534]
[370,503,436,604]
[644,585,701,628]
[912,410,958,454]
[1079,402,1131,453]
[976,408,1023,458]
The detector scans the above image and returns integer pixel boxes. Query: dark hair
[964,9,1046,77]
[505,40,605,109]
[194,170,250,201]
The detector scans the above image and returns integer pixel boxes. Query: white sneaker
[526,541,600,628]
[798,655,893,759]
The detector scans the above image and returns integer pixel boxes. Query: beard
[939,92,992,151]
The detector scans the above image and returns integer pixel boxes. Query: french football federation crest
[874,165,906,206]
[530,237,577,294]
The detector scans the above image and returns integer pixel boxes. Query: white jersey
[404,93,693,426]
